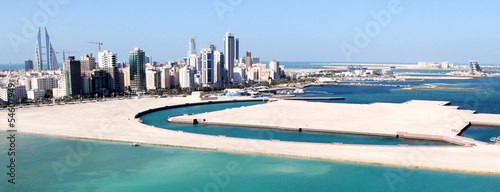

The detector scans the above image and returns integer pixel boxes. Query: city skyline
[1,0,500,65]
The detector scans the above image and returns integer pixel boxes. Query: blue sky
[1,0,499,65]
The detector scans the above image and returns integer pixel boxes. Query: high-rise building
[200,45,215,86]
[63,56,82,97]
[82,74,92,95]
[35,28,43,71]
[245,51,252,68]
[45,28,58,70]
[80,53,96,73]
[233,67,246,84]
[188,37,196,56]
[129,47,146,92]
[25,59,33,71]
[269,59,280,80]
[235,38,239,61]
[179,66,194,88]
[122,67,130,90]
[469,60,482,74]
[160,67,170,89]
[98,50,118,91]
[213,50,224,85]
[146,69,161,90]
[223,32,236,83]
[31,77,58,91]
[91,70,108,95]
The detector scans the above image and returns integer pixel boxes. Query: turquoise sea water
[2,75,500,191]
[140,102,450,146]
[2,134,500,192]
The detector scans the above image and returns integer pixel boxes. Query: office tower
[187,37,200,70]
[98,50,119,91]
[200,45,215,86]
[245,51,252,68]
[45,28,58,70]
[63,56,82,96]
[188,37,196,56]
[179,66,194,88]
[80,53,96,73]
[35,28,43,71]
[91,70,108,94]
[129,47,146,92]
[235,38,239,61]
[82,74,92,95]
[213,50,224,85]
[269,59,280,80]
[25,59,33,71]
[223,32,236,83]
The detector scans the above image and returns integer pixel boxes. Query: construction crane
[56,50,78,61]
[88,41,103,52]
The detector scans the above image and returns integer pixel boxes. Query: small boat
[132,142,141,147]
[490,136,500,143]
[293,89,305,94]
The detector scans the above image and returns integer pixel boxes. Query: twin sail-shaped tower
[34,27,58,71]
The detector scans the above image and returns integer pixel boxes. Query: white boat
[132,142,141,147]
[293,89,305,94]
[490,136,500,143]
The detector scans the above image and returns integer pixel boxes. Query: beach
[2,97,500,175]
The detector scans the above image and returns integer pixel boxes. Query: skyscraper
[187,37,200,70]
[200,45,215,86]
[25,59,33,71]
[35,27,43,71]
[269,59,281,80]
[98,50,118,91]
[63,56,82,97]
[245,51,252,68]
[188,37,196,56]
[45,27,58,70]
[80,53,96,73]
[179,66,194,88]
[235,38,239,61]
[213,50,224,85]
[129,47,146,92]
[223,32,236,83]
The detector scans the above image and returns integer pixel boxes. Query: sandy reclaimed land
[2,97,500,175]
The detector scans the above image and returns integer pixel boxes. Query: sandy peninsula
[2,97,500,175]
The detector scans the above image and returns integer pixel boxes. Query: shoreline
[4,131,500,176]
[2,97,500,176]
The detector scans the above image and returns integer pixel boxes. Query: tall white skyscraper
[187,37,200,70]
[45,27,58,70]
[179,66,194,88]
[98,50,118,91]
[34,27,43,71]
[223,32,236,84]
[213,50,224,85]
[269,59,280,79]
